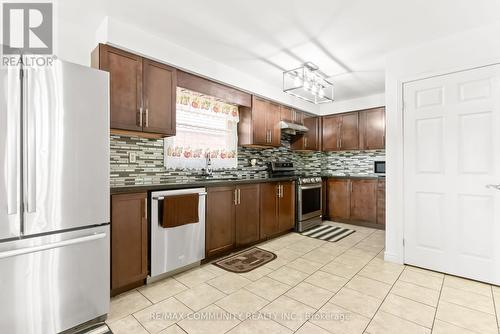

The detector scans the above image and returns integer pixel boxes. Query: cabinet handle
[340,137,342,148]
[143,198,147,220]
[238,188,241,204]
[304,137,308,148]
[269,131,272,143]
[138,107,143,127]
[276,184,280,197]
[234,189,238,205]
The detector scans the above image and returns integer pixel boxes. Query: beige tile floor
[107,221,500,334]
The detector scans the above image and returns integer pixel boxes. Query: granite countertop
[323,174,384,179]
[110,176,299,194]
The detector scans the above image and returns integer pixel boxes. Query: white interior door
[403,64,500,285]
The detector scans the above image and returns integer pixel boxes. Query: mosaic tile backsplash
[110,134,385,187]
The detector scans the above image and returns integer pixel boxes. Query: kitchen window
[164,88,239,170]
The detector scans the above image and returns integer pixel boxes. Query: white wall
[74,16,320,114]
[384,21,500,264]
[318,93,385,115]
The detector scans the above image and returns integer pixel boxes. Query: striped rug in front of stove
[301,225,355,242]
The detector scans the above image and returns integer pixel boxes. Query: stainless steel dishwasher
[150,187,206,280]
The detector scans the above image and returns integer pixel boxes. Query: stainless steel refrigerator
[0,58,110,333]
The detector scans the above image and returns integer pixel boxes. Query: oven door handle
[300,185,322,190]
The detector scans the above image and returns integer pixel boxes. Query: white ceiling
[68,0,500,101]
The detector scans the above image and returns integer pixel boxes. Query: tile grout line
[293,227,382,333]
[360,265,407,333]
[429,271,445,332]
[491,286,500,332]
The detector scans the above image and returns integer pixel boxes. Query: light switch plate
[129,152,137,163]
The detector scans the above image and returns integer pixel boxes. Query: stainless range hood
[279,121,309,135]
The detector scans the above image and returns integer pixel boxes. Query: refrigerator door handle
[0,232,107,259]
[23,69,36,213]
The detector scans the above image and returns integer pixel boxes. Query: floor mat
[301,224,355,242]
[212,247,276,273]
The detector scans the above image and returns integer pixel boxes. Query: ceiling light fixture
[283,62,334,104]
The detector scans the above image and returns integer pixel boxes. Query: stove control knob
[315,177,322,183]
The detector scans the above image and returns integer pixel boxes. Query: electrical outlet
[129,152,137,163]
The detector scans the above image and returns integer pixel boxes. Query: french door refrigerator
[0,58,110,333]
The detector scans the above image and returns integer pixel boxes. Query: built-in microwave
[374,161,386,174]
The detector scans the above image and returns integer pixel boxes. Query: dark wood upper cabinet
[268,102,281,147]
[280,106,304,125]
[359,107,385,150]
[259,182,279,239]
[280,106,294,123]
[111,192,147,296]
[206,186,236,258]
[321,107,385,152]
[93,45,142,132]
[235,184,260,246]
[339,112,359,150]
[142,59,176,136]
[327,178,350,220]
[291,116,320,151]
[350,179,377,222]
[322,115,342,151]
[92,44,176,137]
[278,181,295,233]
[238,96,281,147]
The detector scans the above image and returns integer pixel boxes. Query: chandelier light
[283,62,334,104]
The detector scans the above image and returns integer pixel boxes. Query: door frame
[386,60,500,265]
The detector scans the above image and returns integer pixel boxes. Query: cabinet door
[327,179,350,220]
[111,193,147,293]
[376,179,386,226]
[350,179,378,222]
[100,45,143,132]
[304,117,319,150]
[280,105,294,123]
[252,97,269,145]
[322,115,342,151]
[260,183,279,238]
[278,182,295,233]
[268,102,281,146]
[206,187,236,258]
[235,184,260,246]
[294,110,304,125]
[143,59,177,136]
[360,108,385,149]
[339,113,359,150]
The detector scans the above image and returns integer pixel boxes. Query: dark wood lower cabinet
[235,184,260,246]
[278,182,295,233]
[327,179,351,220]
[205,181,295,259]
[327,178,385,229]
[111,192,148,296]
[377,179,386,226]
[350,179,378,222]
[259,183,279,239]
[206,186,236,258]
